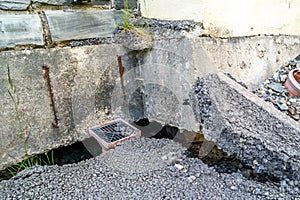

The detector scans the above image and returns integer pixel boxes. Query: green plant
[122,0,134,31]
[0,67,55,181]
[116,0,150,31]
[0,151,54,181]
[7,66,28,157]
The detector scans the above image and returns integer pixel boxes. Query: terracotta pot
[284,69,300,96]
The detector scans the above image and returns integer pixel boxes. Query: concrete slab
[0,0,30,10]
[0,14,44,48]
[190,73,300,180]
[0,44,119,169]
[44,9,117,42]
[1,28,300,173]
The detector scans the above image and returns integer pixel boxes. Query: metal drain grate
[89,119,141,151]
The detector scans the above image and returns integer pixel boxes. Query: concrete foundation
[1,31,300,168]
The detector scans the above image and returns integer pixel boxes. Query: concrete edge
[217,72,300,132]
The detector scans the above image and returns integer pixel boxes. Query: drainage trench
[0,118,280,184]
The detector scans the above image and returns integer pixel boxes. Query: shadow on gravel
[0,118,281,184]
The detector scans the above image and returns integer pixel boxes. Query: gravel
[253,58,300,122]
[0,138,296,199]
[67,13,201,48]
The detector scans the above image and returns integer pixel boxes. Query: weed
[0,151,55,181]
[121,0,134,31]
[0,67,55,181]
[7,66,28,157]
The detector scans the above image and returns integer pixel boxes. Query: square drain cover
[89,119,141,151]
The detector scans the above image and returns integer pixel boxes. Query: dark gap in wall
[134,118,281,184]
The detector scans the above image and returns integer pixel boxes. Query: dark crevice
[0,142,93,181]
[188,138,281,183]
[51,142,93,166]
[135,118,281,184]
[1,119,281,184]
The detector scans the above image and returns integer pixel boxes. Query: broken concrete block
[44,9,117,42]
[0,14,44,48]
[0,0,30,10]
[117,28,153,50]
[190,73,300,181]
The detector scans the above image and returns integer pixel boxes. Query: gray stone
[276,103,288,111]
[33,0,109,6]
[190,73,300,181]
[279,74,287,82]
[44,9,117,42]
[0,0,30,10]
[33,0,70,6]
[272,72,279,82]
[268,82,285,93]
[0,14,44,48]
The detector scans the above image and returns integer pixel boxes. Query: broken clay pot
[284,69,300,96]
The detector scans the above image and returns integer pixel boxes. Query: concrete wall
[1,33,300,168]
[1,0,300,169]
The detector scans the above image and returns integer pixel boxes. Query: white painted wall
[139,0,203,22]
[140,0,300,37]
[204,0,300,37]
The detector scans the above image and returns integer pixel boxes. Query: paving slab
[190,73,300,181]
[44,9,117,42]
[0,14,44,48]
[33,0,109,7]
[0,0,30,10]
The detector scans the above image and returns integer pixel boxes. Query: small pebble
[230,186,238,190]
[174,164,184,170]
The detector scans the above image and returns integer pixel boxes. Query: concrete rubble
[190,72,300,182]
[254,58,300,122]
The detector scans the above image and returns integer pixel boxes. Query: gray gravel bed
[0,138,295,199]
[254,58,300,122]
